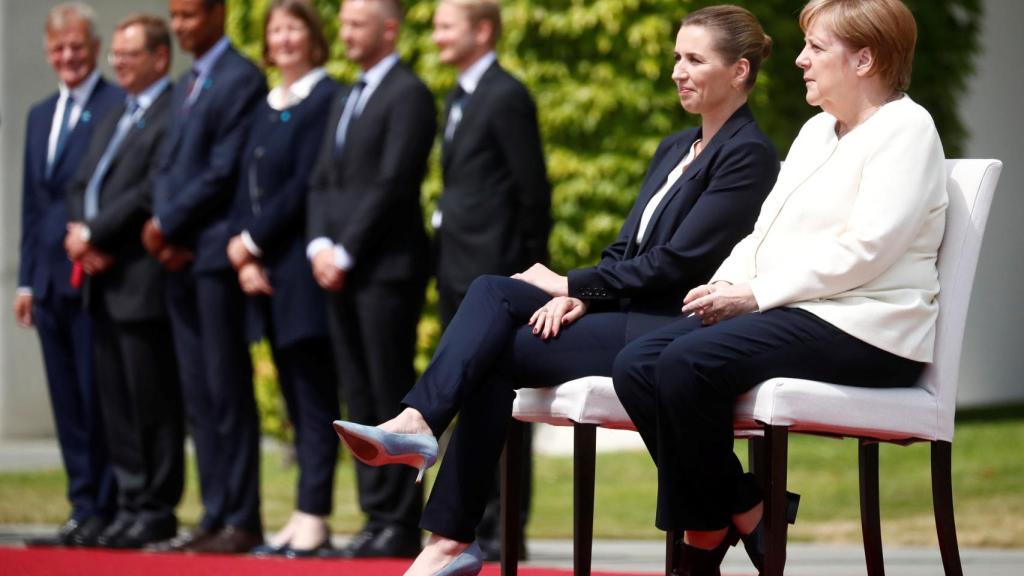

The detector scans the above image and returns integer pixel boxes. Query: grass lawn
[2,412,1022,548]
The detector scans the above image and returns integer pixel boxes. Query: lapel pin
[281,111,291,122]
[81,111,92,123]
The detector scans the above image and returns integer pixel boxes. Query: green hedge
[227,0,982,439]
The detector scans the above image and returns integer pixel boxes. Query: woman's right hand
[528,296,588,340]
[238,261,274,296]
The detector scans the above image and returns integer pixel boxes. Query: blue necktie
[84,100,140,219]
[445,85,469,142]
[47,95,74,179]
[334,79,366,157]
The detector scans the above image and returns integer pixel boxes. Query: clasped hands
[141,217,193,272]
[681,281,758,325]
[226,234,273,296]
[64,222,113,275]
[512,263,587,340]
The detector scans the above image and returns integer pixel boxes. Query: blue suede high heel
[434,541,484,576]
[332,420,439,484]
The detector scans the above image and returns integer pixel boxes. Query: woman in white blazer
[612,1,947,574]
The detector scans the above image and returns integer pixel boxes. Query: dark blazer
[437,62,551,293]
[67,84,173,322]
[19,77,124,302]
[307,62,436,284]
[153,45,266,273]
[230,77,340,348]
[567,104,778,335]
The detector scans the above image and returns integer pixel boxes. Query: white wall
[958,0,1024,406]
[0,0,187,438]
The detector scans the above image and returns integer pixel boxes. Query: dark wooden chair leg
[763,425,789,576]
[748,435,767,489]
[932,441,963,576]
[859,439,885,576]
[574,423,597,576]
[501,419,524,576]
[665,530,678,576]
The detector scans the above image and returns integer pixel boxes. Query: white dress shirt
[47,70,101,169]
[712,95,947,362]
[636,139,699,243]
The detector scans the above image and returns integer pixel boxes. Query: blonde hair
[682,4,772,92]
[441,0,502,44]
[800,0,917,91]
[46,2,98,40]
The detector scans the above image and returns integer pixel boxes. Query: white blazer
[712,96,947,362]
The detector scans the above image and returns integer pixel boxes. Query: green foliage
[225,0,981,435]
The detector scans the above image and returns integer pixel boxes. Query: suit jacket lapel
[624,133,697,255]
[51,78,107,179]
[636,104,756,252]
[442,62,499,171]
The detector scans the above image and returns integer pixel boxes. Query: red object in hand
[70,262,83,288]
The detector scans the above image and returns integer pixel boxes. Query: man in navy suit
[65,14,183,550]
[14,2,121,547]
[143,0,265,553]
[430,0,549,559]
[307,0,435,558]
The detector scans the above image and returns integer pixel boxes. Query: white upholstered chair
[501,159,1003,576]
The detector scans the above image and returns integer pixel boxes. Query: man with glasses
[15,1,122,548]
[65,13,182,550]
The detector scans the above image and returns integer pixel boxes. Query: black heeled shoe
[676,527,739,576]
[739,491,800,574]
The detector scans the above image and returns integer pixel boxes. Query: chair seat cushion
[513,376,943,442]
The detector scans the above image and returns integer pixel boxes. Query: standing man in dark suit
[430,0,550,559]
[14,2,121,547]
[142,0,266,553]
[64,14,183,550]
[307,0,436,558]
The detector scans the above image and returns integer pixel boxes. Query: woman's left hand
[238,262,274,296]
[528,296,588,340]
[511,263,569,297]
[682,282,758,326]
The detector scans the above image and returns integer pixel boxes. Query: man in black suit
[15,2,121,547]
[64,14,182,549]
[430,0,550,559]
[307,0,436,558]
[142,0,265,553]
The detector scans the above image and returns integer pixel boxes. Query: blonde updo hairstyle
[799,0,917,91]
[681,4,773,92]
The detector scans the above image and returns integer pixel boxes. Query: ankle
[732,501,764,536]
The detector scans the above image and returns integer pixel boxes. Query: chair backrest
[920,159,1002,441]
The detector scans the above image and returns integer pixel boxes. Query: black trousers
[612,307,924,532]
[405,275,650,542]
[327,278,426,531]
[439,280,533,544]
[92,304,183,527]
[33,296,115,522]
[165,270,261,533]
[271,337,339,516]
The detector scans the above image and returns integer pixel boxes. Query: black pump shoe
[739,491,800,574]
[676,527,739,576]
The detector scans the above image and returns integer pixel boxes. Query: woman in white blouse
[612,0,947,574]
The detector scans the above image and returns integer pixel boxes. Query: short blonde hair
[800,0,917,91]
[442,0,502,44]
[46,2,98,40]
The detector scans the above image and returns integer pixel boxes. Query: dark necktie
[444,85,469,142]
[84,100,140,219]
[47,95,74,179]
[334,79,367,157]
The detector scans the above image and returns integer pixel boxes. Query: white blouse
[712,96,948,362]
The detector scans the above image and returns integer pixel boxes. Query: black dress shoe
[340,525,420,558]
[189,526,264,554]
[250,543,289,556]
[25,518,80,547]
[111,518,178,549]
[739,492,801,574]
[676,527,739,576]
[95,515,135,548]
[143,527,213,553]
[337,528,378,558]
[284,540,334,559]
[69,516,108,547]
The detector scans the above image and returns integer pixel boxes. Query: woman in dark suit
[334,5,778,575]
[226,0,339,557]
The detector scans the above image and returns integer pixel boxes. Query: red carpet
[0,547,657,576]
